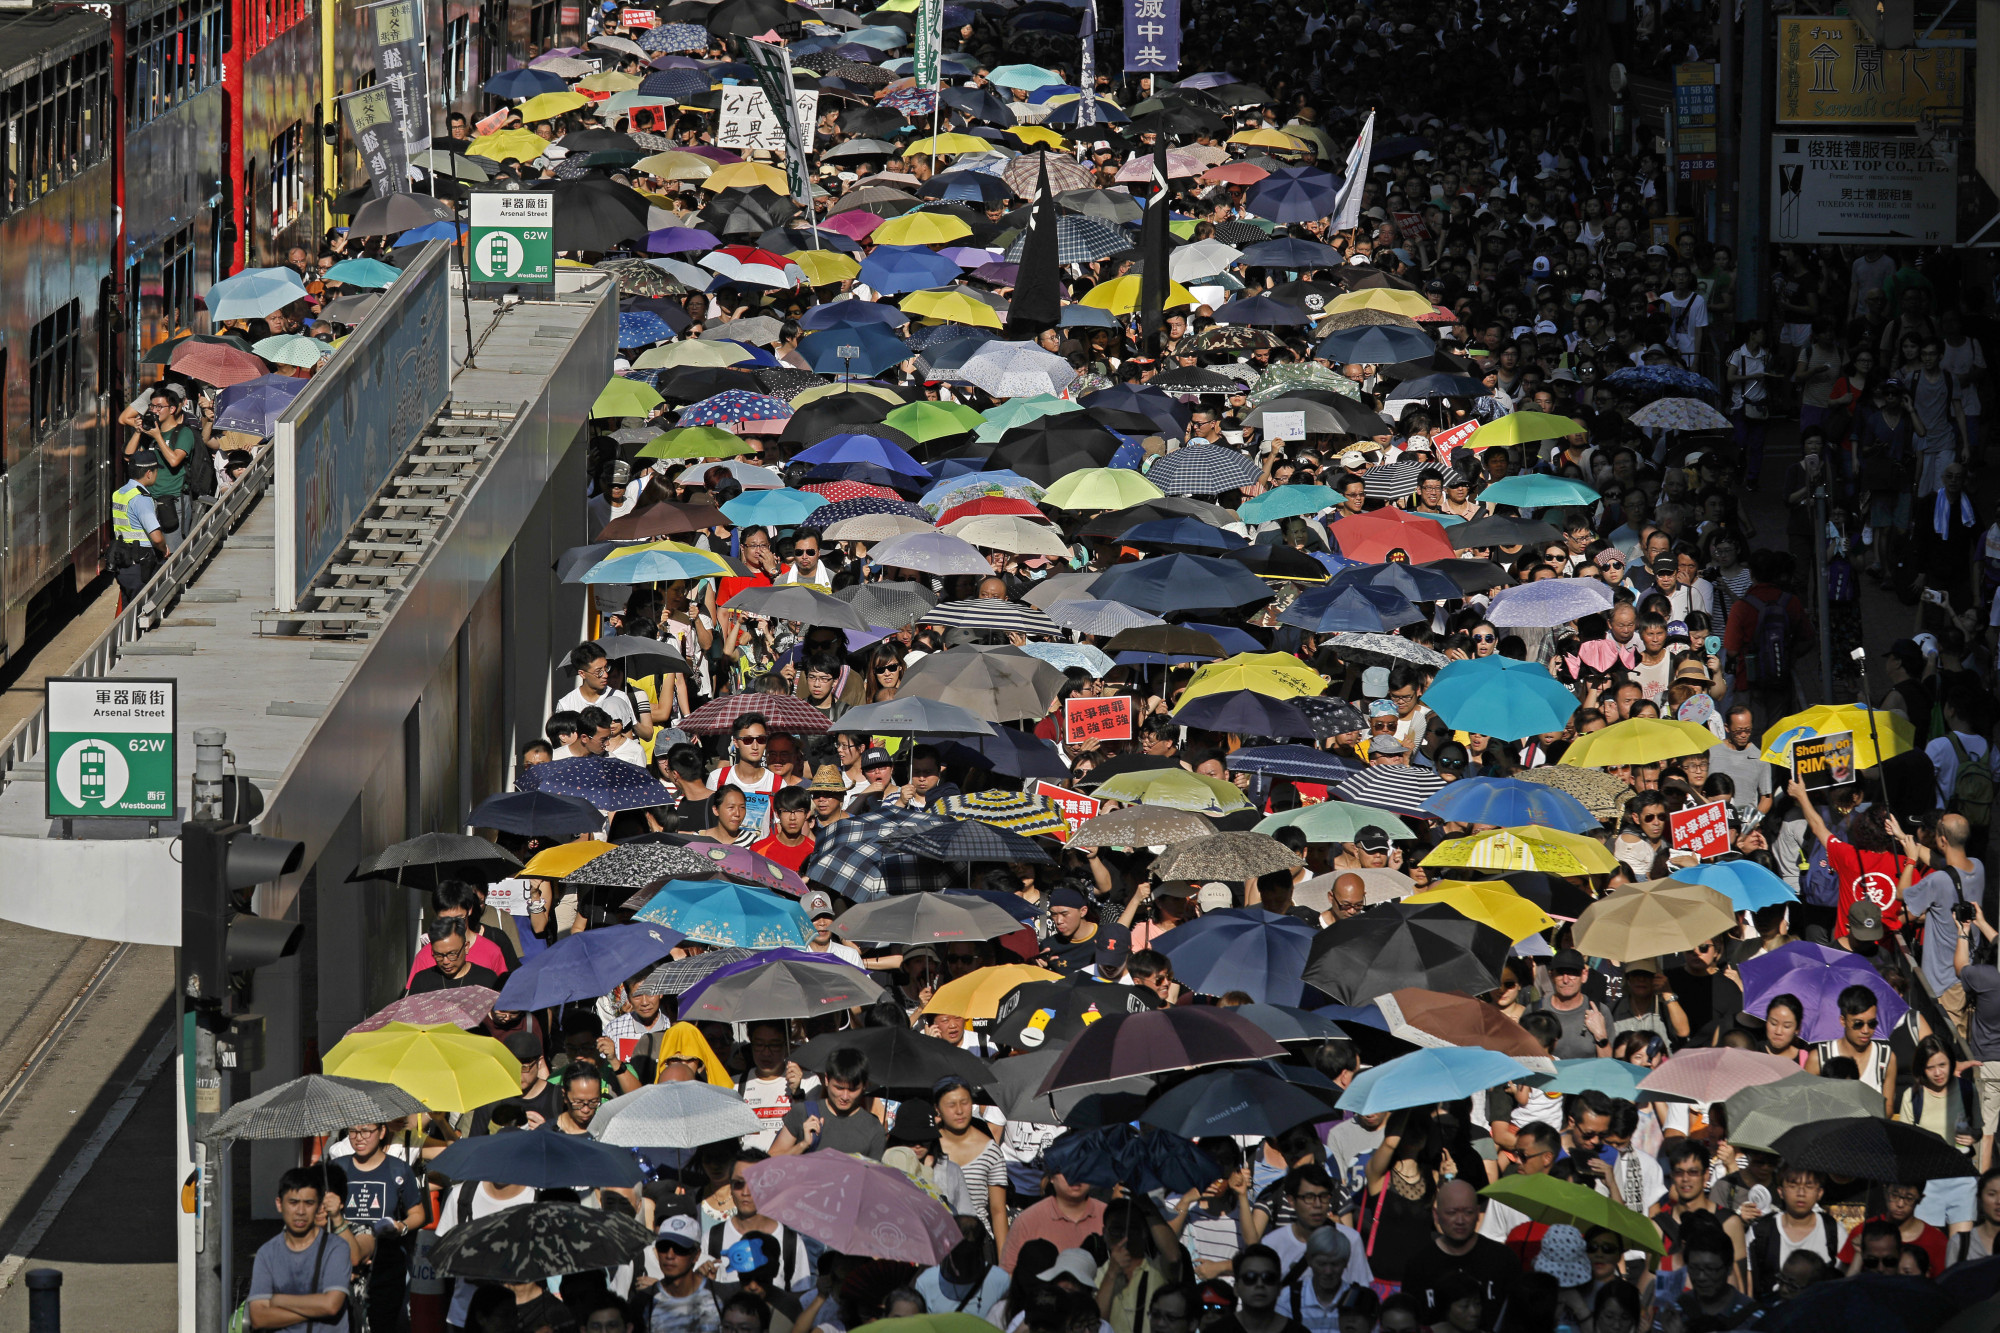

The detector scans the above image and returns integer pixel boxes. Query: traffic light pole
[191,1016,226,1333]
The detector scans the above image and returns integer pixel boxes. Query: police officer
[112,450,167,601]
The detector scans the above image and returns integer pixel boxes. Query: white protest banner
[717,84,821,155]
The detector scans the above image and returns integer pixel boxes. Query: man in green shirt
[123,386,202,550]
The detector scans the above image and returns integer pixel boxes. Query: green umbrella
[883,399,984,442]
[1479,1174,1665,1255]
[591,376,664,418]
[1255,801,1415,843]
[1720,1076,1885,1154]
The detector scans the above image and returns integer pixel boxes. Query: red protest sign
[620,7,658,25]
[1391,210,1433,243]
[1034,781,1101,840]
[1669,800,1731,861]
[1065,695,1133,745]
[1432,418,1480,451]
[559,4,580,20]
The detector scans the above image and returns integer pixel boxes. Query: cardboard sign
[1669,800,1731,861]
[1792,729,1855,790]
[1262,410,1307,443]
[1432,418,1481,450]
[1034,781,1101,839]
[1065,695,1133,745]
[620,7,657,26]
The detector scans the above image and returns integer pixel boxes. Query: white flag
[1330,111,1374,233]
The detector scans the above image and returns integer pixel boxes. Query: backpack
[1946,732,1996,830]
[1746,1211,1840,1298]
[1740,592,1796,689]
[186,436,218,499]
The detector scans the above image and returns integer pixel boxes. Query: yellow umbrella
[1573,880,1738,963]
[1081,274,1196,314]
[1561,718,1719,769]
[634,340,754,370]
[635,150,717,181]
[1041,466,1165,510]
[873,211,976,245]
[603,539,738,573]
[467,129,553,162]
[323,1023,521,1111]
[792,382,904,407]
[789,250,860,285]
[1181,652,1327,702]
[519,842,615,879]
[1326,288,1436,318]
[1227,128,1308,150]
[1007,125,1068,149]
[901,289,1004,328]
[1760,704,1914,770]
[703,161,791,193]
[517,90,591,122]
[1468,411,1589,450]
[1422,827,1622,876]
[577,70,642,92]
[924,964,1064,1019]
[1405,880,1556,942]
[904,133,992,157]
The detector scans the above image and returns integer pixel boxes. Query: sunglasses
[1472,632,1496,642]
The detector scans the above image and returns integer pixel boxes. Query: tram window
[443,15,473,99]
[28,301,82,441]
[269,123,305,233]
[160,224,197,334]
[125,0,223,131]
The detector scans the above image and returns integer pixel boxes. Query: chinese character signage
[46,678,177,820]
[1123,0,1179,74]
[469,191,555,283]
[1776,17,1963,125]
[1033,781,1102,839]
[621,6,657,25]
[738,40,817,208]
[1065,695,1134,745]
[1791,729,1856,791]
[914,0,944,89]
[1669,800,1731,860]
[368,0,432,189]
[1432,419,1479,451]
[341,86,409,201]
[1771,135,1955,244]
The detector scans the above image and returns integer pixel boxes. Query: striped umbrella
[921,598,1061,637]
[939,789,1071,837]
[1332,765,1449,819]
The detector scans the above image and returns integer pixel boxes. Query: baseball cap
[1848,899,1885,942]
[1650,553,1677,575]
[1050,885,1089,909]
[502,1030,543,1064]
[1094,922,1132,970]
[1622,955,1663,976]
[608,460,633,485]
[1550,947,1588,973]
[1152,879,1197,899]
[657,1213,703,1251]
[1354,826,1392,854]
[861,746,895,769]
[1039,1249,1101,1287]
[1361,666,1391,698]
[1196,882,1234,912]
[891,1099,940,1142]
[802,890,836,919]
[1370,735,1410,757]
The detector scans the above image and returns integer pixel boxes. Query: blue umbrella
[205,266,310,320]
[857,245,963,295]
[1183,622,1265,655]
[1170,689,1316,738]
[1042,1125,1220,1192]
[795,432,926,476]
[640,21,710,52]
[394,220,467,246]
[641,67,715,99]
[644,226,722,254]
[1152,907,1318,1005]
[920,728,1065,778]
[1419,777,1599,834]
[1315,323,1435,364]
[431,1130,642,1188]
[1121,518,1249,552]
[1043,99,1129,125]
[798,326,912,376]
[516,755,675,811]
[1328,562,1462,602]
[1676,860,1798,912]
[581,548,738,584]
[799,299,908,331]
[1600,364,1718,399]
[1478,474,1602,508]
[1420,656,1581,740]
[1233,1004,1351,1043]
[1080,383,1191,436]
[634,880,814,948]
[1058,305,1120,329]
[485,67,568,97]
[213,374,307,437]
[720,488,827,528]
[1211,295,1312,326]
[494,922,684,1010]
[1337,1046,1531,1114]
[1142,1067,1337,1139]
[1238,236,1344,269]
[922,171,1013,205]
[323,257,401,288]
[617,310,678,348]
[1534,1058,1651,1099]
[795,496,934,535]
[1279,584,1422,634]
[469,791,605,837]
[1226,745,1364,784]
[1244,168,1342,224]
[1086,552,1273,612]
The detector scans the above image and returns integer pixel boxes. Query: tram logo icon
[476,231,525,277]
[53,738,130,810]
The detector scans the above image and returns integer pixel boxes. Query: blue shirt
[125,491,160,537]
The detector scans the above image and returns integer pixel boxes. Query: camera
[1955,901,1977,924]
[140,411,159,432]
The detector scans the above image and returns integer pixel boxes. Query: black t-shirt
[406,962,501,996]
[1398,1235,1520,1326]
[468,1082,564,1136]
[344,1155,424,1232]
[1662,966,1744,1047]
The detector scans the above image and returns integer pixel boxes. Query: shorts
[1915,1174,1978,1228]
[1974,1061,2000,1128]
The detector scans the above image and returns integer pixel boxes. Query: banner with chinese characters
[340,85,409,201]
[1669,800,1730,860]
[1065,695,1134,744]
[1034,781,1101,839]
[741,39,816,208]
[1776,16,1963,125]
[366,0,430,191]
[1122,0,1179,74]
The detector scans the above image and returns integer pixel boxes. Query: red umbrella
[347,986,499,1034]
[802,480,901,502]
[679,692,833,735]
[1327,509,1455,563]
[171,339,270,387]
[1415,305,1457,323]
[1035,1006,1286,1094]
[1203,162,1270,186]
[937,496,1045,525]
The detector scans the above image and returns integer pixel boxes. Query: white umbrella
[954,341,1077,398]
[1169,239,1245,283]
[866,530,991,576]
[589,1082,762,1149]
[943,513,1071,556]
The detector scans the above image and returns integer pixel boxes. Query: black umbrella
[1757,1273,1959,1333]
[1773,1118,1979,1185]
[659,365,764,401]
[552,178,650,252]
[1256,391,1384,436]
[431,1201,654,1279]
[348,193,456,237]
[559,128,644,154]
[942,87,1017,124]
[1103,625,1227,658]
[1456,870,1594,918]
[1419,557,1512,595]
[781,394,896,444]
[988,977,1161,1049]
[834,892,1032,944]
[705,0,802,36]
[986,1047,1154,1124]
[840,106,909,136]
[892,819,1055,865]
[1141,1067,1336,1141]
[1043,1123,1220,1192]
[989,420,1120,485]
[680,957,887,1023]
[345,832,522,889]
[1077,497,1237,540]
[756,225,865,256]
[1302,902,1511,1004]
[1132,105,1224,137]
[205,1074,428,1143]
[598,635,691,677]
[1444,514,1563,550]
[1220,543,1332,581]
[469,791,607,838]
[697,186,799,238]
[792,1026,994,1093]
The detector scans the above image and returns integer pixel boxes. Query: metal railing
[0,447,275,791]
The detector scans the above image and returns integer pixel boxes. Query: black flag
[1137,136,1171,358]
[1008,153,1063,334]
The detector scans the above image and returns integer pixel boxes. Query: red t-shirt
[718,571,773,608]
[751,832,815,873]
[1827,837,1908,937]
[1836,1215,1946,1275]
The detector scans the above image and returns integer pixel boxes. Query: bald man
[1328,873,1369,923]
[1397,1177,1519,1326]
[976,576,1010,600]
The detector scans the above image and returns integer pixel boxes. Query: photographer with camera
[121,383,211,552]
[1900,812,1988,1043]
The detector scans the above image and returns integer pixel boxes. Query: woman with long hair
[1898,1035,1969,1154]
[1946,1170,2000,1266]
[1358,1105,1481,1284]
[865,644,906,703]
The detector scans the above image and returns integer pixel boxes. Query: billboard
[1776,16,1965,124]
[1771,136,1956,244]
[273,241,451,611]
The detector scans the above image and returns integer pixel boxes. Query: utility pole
[1737,0,1771,321]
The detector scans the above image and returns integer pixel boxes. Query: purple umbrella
[676,840,810,896]
[645,226,722,254]
[740,1152,962,1264]
[213,373,307,436]
[1740,941,1909,1043]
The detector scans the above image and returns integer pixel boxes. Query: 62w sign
[46,677,177,819]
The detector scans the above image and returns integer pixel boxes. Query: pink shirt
[405,933,511,989]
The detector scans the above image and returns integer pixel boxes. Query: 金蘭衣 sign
[1776,17,1963,125]
[45,678,177,819]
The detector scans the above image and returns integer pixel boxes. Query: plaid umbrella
[1227,745,1364,784]
[939,789,1071,837]
[348,987,499,1034]
[1148,444,1259,496]
[796,497,933,534]
[205,1074,427,1142]
[1004,150,1094,195]
[1333,766,1449,819]
[892,819,1054,864]
[632,946,758,995]
[806,809,955,900]
[922,598,1062,637]
[562,842,718,890]
[680,693,833,735]
[1002,214,1129,264]
[836,581,938,627]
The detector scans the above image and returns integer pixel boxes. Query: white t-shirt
[710,765,781,836]
[440,1184,538,1324]
[1264,1220,1374,1290]
[560,685,639,728]
[740,1073,795,1151]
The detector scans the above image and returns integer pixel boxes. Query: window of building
[269,122,305,234]
[442,14,473,99]
[529,0,560,52]
[124,0,226,133]
[3,40,113,212]
[28,301,82,441]
[159,223,197,334]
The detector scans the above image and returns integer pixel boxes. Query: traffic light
[180,819,304,1006]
